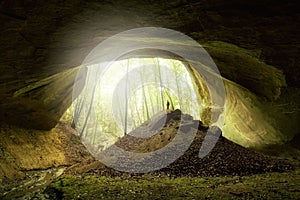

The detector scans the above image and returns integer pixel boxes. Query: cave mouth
[60,27,226,152]
[62,57,206,150]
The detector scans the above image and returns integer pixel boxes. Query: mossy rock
[203,41,286,100]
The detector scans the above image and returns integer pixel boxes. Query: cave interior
[0,0,299,199]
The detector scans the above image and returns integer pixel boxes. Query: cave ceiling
[0,0,299,130]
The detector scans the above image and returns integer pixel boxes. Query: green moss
[202,41,286,100]
[203,41,262,58]
[46,170,300,199]
[51,175,77,188]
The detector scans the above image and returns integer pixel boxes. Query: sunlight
[66,57,202,150]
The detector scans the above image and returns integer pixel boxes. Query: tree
[156,58,165,110]
[124,59,129,135]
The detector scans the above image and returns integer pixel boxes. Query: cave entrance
[60,27,227,153]
[61,57,207,150]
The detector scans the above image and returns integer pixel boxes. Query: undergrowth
[46,170,300,199]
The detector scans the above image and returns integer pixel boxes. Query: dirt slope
[65,110,297,177]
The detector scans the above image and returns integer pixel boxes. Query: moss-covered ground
[46,170,300,199]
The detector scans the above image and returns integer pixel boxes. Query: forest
[65,58,202,151]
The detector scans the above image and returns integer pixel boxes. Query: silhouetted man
[167,100,170,110]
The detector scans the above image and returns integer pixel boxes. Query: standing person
[167,100,170,110]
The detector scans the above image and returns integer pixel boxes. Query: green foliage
[47,170,300,199]
[51,175,77,188]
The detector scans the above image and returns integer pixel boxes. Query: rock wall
[0,123,90,180]
[1,0,299,130]
[0,0,299,180]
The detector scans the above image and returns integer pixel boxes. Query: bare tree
[124,60,130,135]
[156,58,165,110]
